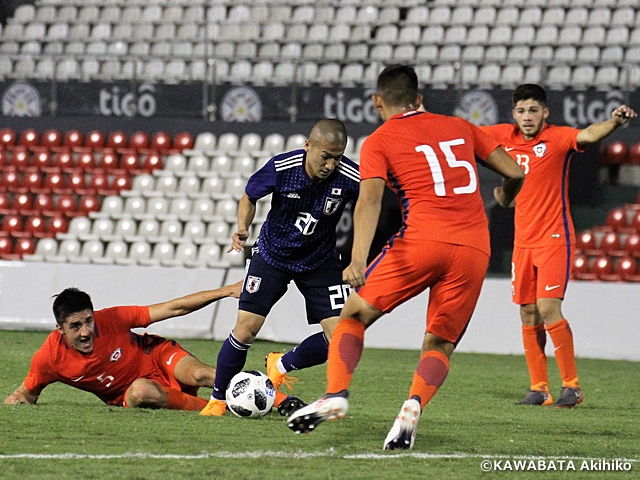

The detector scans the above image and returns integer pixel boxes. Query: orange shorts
[115,336,198,407]
[358,238,489,344]
[511,244,574,305]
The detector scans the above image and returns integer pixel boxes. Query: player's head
[53,288,95,354]
[304,118,347,183]
[512,84,549,140]
[373,64,423,121]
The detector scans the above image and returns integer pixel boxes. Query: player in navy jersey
[201,119,359,417]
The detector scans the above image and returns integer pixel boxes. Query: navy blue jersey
[245,149,359,273]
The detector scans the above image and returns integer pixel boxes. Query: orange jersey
[480,123,583,247]
[23,306,163,404]
[360,111,500,256]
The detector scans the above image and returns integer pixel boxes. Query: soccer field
[1,331,638,479]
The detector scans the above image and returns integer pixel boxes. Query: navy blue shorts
[239,252,351,324]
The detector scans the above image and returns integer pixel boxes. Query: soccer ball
[225,370,276,418]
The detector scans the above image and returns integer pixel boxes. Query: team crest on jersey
[323,197,342,215]
[246,276,262,293]
[110,348,122,362]
[533,142,547,157]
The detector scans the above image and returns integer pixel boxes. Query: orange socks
[546,319,580,388]
[409,350,450,410]
[522,324,549,392]
[164,387,209,411]
[326,318,365,395]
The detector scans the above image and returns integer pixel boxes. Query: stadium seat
[177,175,202,197]
[12,236,36,258]
[136,219,161,240]
[2,214,23,236]
[0,236,13,259]
[184,243,223,268]
[23,237,58,262]
[206,221,230,245]
[146,198,169,218]
[612,256,640,282]
[605,208,629,232]
[623,232,640,257]
[46,239,81,263]
[604,141,628,165]
[173,132,194,151]
[117,241,151,266]
[200,176,224,197]
[110,218,137,242]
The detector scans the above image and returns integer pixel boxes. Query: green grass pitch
[1,331,638,479]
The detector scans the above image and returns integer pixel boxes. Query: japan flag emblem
[246,276,262,294]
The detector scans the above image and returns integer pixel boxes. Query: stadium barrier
[0,262,637,361]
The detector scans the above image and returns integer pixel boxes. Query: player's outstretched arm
[343,177,385,288]
[576,105,637,146]
[4,382,40,405]
[147,281,243,323]
[485,147,525,208]
[228,193,256,253]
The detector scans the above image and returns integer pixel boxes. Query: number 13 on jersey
[415,139,477,196]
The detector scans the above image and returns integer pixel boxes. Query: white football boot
[383,398,421,450]
[287,396,349,434]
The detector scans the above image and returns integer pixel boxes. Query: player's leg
[384,244,487,450]
[287,292,381,434]
[513,247,552,405]
[536,245,582,408]
[124,378,208,411]
[202,254,289,416]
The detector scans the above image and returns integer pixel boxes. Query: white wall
[1,261,638,361]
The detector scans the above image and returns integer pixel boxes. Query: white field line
[0,451,637,462]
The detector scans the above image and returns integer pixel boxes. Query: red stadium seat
[575,230,598,255]
[51,150,75,172]
[141,152,163,172]
[0,235,12,258]
[623,232,640,257]
[22,169,44,194]
[68,171,87,192]
[627,142,640,165]
[113,172,132,191]
[629,209,640,232]
[571,254,594,280]
[33,150,52,170]
[19,129,39,149]
[63,130,83,149]
[19,216,46,238]
[107,131,128,151]
[11,192,33,214]
[77,152,96,171]
[599,231,623,256]
[129,131,149,151]
[99,151,120,173]
[13,236,36,257]
[0,128,17,149]
[84,130,106,150]
[8,146,30,170]
[0,192,11,214]
[605,207,627,232]
[87,171,113,195]
[33,193,54,213]
[173,132,194,150]
[120,152,141,171]
[603,141,628,165]
[2,213,23,235]
[41,129,62,149]
[46,214,68,236]
[76,195,100,217]
[591,255,613,280]
[43,171,67,194]
[0,169,20,192]
[611,256,640,282]
[150,131,172,153]
[55,193,77,215]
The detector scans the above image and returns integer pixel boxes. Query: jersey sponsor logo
[504,147,515,152]
[323,197,342,215]
[110,348,122,362]
[545,284,561,291]
[220,86,262,122]
[533,142,547,158]
[71,375,85,382]
[246,275,262,293]
[295,212,319,235]
[166,352,177,366]
[452,90,499,126]
[287,192,300,199]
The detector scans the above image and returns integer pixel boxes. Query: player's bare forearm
[485,147,524,208]
[230,194,256,252]
[148,281,242,322]
[577,105,637,146]
[345,178,384,287]
[4,383,39,405]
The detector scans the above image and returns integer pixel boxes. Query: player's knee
[519,304,538,325]
[192,365,216,386]
[126,379,164,408]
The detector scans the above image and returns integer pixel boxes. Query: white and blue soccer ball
[225,370,275,418]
